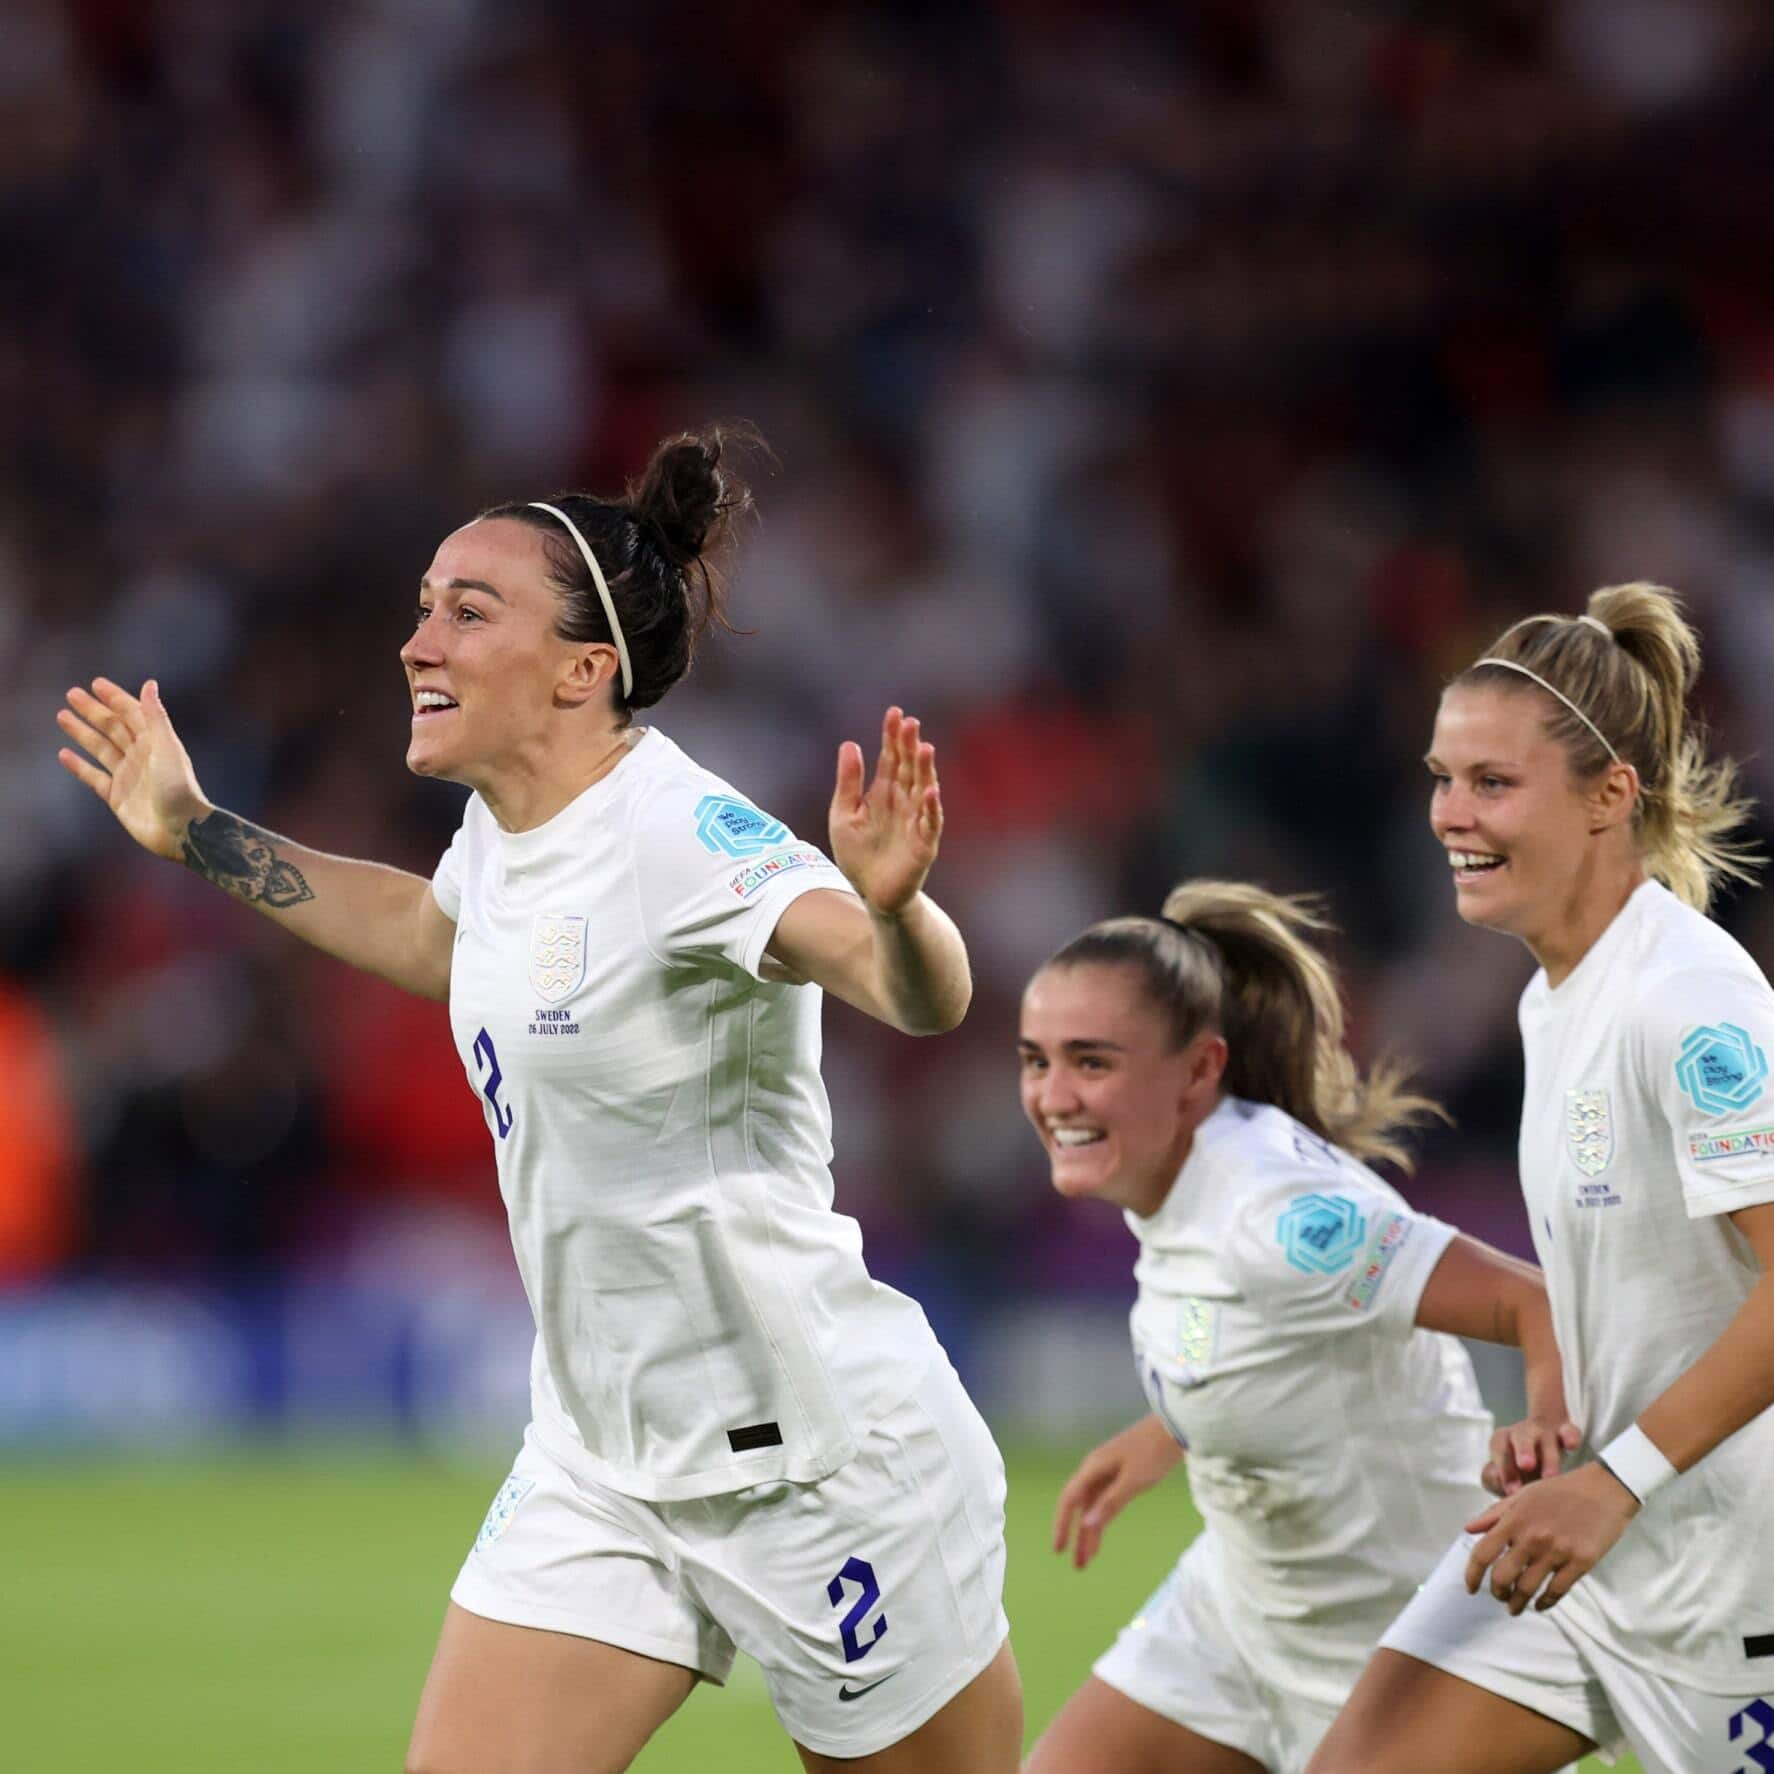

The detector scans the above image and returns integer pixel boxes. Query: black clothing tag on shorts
[1746,1634,1774,1659]
[727,1422,784,1453]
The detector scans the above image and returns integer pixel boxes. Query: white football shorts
[1093,1533,1343,1774]
[1380,1532,1774,1774]
[449,1351,1009,1759]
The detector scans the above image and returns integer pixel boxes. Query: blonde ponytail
[1586,583,1760,910]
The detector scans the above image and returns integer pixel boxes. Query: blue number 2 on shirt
[473,1027,513,1139]
[827,1557,887,1663]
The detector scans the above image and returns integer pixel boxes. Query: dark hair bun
[629,426,753,564]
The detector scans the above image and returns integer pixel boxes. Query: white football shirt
[431,728,938,1501]
[1129,1096,1491,1709]
[1516,879,1774,1693]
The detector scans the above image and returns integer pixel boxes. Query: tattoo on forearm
[181,810,316,908]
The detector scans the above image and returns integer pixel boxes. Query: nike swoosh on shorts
[837,1673,899,1702]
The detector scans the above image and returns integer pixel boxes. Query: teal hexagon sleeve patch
[1277,1192,1368,1275]
[1676,1022,1770,1117]
[694,794,790,859]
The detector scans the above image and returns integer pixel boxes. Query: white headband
[529,502,634,699]
[1497,611,1613,644]
[1473,658,1620,762]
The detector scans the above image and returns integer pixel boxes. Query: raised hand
[1053,1415,1184,1572]
[56,677,210,862]
[828,706,944,916]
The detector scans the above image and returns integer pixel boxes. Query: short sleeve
[1640,969,1774,1218]
[1228,1176,1458,1341]
[430,821,466,922]
[631,786,855,979]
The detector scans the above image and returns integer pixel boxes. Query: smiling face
[1427,681,1636,961]
[1018,961,1226,1219]
[400,517,612,792]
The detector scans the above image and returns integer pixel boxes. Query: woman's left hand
[829,706,943,915]
[1481,1414,1582,1497]
[1463,1463,1640,1615]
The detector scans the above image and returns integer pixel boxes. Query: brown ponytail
[1044,881,1444,1170]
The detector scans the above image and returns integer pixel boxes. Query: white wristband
[1596,1424,1678,1505]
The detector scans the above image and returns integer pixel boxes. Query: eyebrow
[419,575,507,604]
[1422,754,1513,772]
[1017,1038,1128,1053]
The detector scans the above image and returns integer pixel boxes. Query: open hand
[56,677,209,862]
[1053,1415,1184,1572]
[828,706,943,915]
[1482,1415,1582,1498]
[1464,1462,1639,1615]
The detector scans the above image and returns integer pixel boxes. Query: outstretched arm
[764,707,971,1035]
[58,677,454,1001]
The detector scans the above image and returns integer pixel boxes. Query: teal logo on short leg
[474,1475,534,1551]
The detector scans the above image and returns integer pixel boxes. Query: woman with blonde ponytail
[1019,882,1570,1774]
[1310,586,1774,1774]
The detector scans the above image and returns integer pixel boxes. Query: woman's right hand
[1053,1414,1184,1571]
[57,677,210,863]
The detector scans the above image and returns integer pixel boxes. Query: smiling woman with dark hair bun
[54,423,1022,1774]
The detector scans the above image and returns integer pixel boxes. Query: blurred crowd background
[5,0,1774,1441]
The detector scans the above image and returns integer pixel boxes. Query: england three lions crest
[1566,1088,1613,1177]
[530,914,586,1004]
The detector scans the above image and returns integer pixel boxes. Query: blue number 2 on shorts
[1732,1699,1774,1774]
[473,1027,513,1139]
[826,1556,887,1663]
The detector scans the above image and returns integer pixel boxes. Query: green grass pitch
[0,1444,1630,1771]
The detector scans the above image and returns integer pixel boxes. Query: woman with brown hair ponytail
[1018,881,1570,1774]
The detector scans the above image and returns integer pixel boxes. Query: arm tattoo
[181,810,316,909]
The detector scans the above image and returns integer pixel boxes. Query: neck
[1126,1094,1220,1218]
[1125,1160,1182,1220]
[1526,855,1646,987]
[477,726,640,833]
